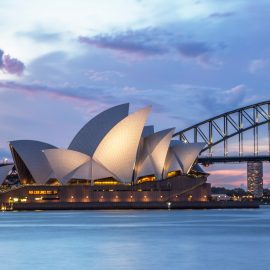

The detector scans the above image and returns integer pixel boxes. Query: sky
[1,0,270,188]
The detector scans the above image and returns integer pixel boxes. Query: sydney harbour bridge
[174,100,270,196]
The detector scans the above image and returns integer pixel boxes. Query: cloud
[0,81,106,104]
[0,49,25,76]
[2,55,25,75]
[17,29,62,43]
[0,49,4,68]
[208,12,235,18]
[0,80,166,114]
[222,84,247,105]
[207,165,247,188]
[172,84,250,117]
[248,59,265,73]
[178,41,212,58]
[85,69,124,82]
[177,41,221,67]
[78,27,221,66]
[79,28,168,58]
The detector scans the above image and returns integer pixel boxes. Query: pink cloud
[2,55,25,75]
[0,49,25,76]
[207,167,247,187]
[0,81,113,116]
[249,59,265,74]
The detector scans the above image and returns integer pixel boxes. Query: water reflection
[0,207,269,270]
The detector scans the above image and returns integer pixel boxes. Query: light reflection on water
[0,207,269,270]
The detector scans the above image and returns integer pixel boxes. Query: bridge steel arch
[173,100,270,158]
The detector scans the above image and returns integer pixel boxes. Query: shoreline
[2,201,260,211]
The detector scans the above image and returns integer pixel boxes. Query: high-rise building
[247,161,263,198]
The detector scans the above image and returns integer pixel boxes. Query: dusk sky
[1,0,270,188]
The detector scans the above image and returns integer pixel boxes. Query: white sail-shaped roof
[163,148,182,177]
[0,164,13,184]
[134,125,155,177]
[172,142,205,174]
[44,149,118,183]
[69,103,129,156]
[135,126,155,170]
[136,128,175,179]
[10,140,56,184]
[136,156,155,178]
[43,149,91,184]
[64,160,92,183]
[192,164,207,174]
[67,159,115,181]
[93,106,151,183]
[91,159,116,180]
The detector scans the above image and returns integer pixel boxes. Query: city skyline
[1,0,270,188]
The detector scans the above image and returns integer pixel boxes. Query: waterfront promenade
[4,200,260,210]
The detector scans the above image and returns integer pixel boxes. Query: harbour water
[0,207,269,270]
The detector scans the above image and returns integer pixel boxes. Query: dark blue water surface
[0,207,269,270]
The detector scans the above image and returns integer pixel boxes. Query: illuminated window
[94,178,119,185]
[28,190,58,195]
[167,171,180,178]
[137,175,156,184]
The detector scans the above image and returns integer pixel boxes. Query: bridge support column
[247,161,263,198]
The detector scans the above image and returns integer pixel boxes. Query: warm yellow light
[28,190,58,195]
[94,180,119,185]
[137,175,156,184]
[167,171,178,178]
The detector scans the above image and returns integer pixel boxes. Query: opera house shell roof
[0,164,14,185]
[4,104,206,185]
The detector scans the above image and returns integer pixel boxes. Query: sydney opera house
[0,104,210,209]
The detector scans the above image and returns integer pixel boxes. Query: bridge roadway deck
[198,155,270,164]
